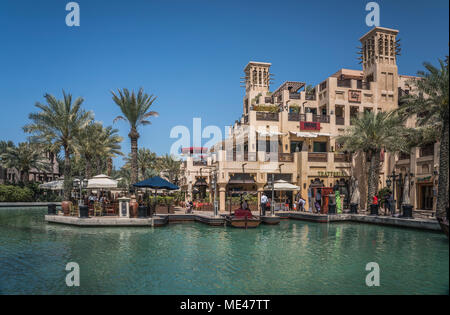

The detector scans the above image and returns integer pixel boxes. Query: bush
[0,185,34,202]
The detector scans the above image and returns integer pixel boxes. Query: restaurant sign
[300,121,320,131]
[348,90,361,103]
[317,171,347,178]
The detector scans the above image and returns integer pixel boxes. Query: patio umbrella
[39,180,63,190]
[87,174,118,189]
[133,176,179,216]
[133,176,179,190]
[264,180,300,191]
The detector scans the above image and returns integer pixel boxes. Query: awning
[228,173,256,184]
[290,131,318,138]
[39,180,63,190]
[265,180,300,191]
[87,174,118,189]
[257,131,287,137]
[289,131,332,138]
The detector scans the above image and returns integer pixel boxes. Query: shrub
[0,185,34,202]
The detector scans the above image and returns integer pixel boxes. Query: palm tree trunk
[63,146,72,201]
[107,157,113,176]
[367,150,381,210]
[436,120,449,219]
[130,135,138,185]
[85,158,92,179]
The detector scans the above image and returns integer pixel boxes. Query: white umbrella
[87,174,118,189]
[39,180,63,190]
[265,180,300,191]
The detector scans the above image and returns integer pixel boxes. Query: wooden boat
[437,217,449,238]
[226,209,261,229]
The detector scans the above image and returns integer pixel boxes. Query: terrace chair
[94,202,103,217]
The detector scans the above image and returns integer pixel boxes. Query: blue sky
[0,0,448,167]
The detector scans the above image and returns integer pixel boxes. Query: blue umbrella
[133,176,179,190]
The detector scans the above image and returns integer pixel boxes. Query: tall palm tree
[397,57,449,220]
[337,111,409,210]
[0,142,50,183]
[157,153,181,184]
[24,91,93,200]
[112,88,158,185]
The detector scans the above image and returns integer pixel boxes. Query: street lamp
[73,178,88,206]
[270,173,275,217]
[211,169,219,217]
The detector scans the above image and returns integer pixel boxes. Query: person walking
[261,193,268,216]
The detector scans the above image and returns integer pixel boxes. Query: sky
[0,0,448,168]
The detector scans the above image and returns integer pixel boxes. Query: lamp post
[387,170,401,212]
[212,169,218,217]
[271,173,275,216]
[73,178,89,206]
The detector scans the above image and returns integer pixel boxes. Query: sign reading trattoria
[317,171,348,178]
[300,121,320,131]
[348,90,361,103]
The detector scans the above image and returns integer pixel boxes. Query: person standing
[315,189,322,213]
[261,193,268,216]
[307,186,313,212]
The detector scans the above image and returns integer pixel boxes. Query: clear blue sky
[0,0,448,167]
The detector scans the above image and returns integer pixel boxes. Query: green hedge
[0,185,34,202]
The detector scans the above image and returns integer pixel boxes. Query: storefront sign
[300,121,320,131]
[417,176,432,183]
[317,171,347,178]
[348,90,361,103]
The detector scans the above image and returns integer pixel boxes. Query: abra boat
[226,209,261,229]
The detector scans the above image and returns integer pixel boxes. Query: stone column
[219,184,226,212]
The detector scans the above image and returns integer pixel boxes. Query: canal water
[0,208,448,294]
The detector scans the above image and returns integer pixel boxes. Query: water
[0,208,448,295]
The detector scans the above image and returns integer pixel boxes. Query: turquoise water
[0,208,448,295]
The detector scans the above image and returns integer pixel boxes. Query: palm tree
[0,142,50,183]
[76,122,123,178]
[112,88,158,185]
[157,153,181,185]
[23,91,93,200]
[337,111,409,210]
[396,57,449,220]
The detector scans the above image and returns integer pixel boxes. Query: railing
[265,97,273,104]
[289,93,301,99]
[420,144,434,157]
[357,81,370,90]
[336,116,345,125]
[337,79,352,88]
[308,152,328,162]
[288,112,306,122]
[256,112,279,121]
[313,115,330,123]
[279,153,294,163]
[193,160,207,166]
[398,152,410,160]
[334,153,351,163]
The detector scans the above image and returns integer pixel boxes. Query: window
[290,141,303,153]
[313,142,327,153]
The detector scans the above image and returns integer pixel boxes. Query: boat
[437,217,449,238]
[226,209,261,229]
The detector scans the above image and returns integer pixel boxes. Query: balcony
[289,93,301,100]
[334,153,351,163]
[308,152,328,162]
[313,115,330,123]
[265,97,274,104]
[256,112,279,121]
[357,81,370,90]
[288,112,306,122]
[279,153,294,163]
[336,116,345,125]
[337,79,352,88]
[193,160,207,166]
[420,144,434,157]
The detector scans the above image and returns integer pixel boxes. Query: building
[180,27,438,214]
